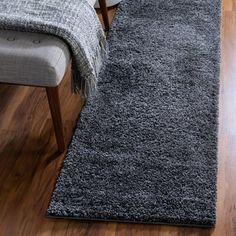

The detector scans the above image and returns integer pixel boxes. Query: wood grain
[98,0,110,31]
[46,86,65,153]
[0,1,236,235]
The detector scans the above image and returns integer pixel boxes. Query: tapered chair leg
[46,87,65,153]
[98,0,110,31]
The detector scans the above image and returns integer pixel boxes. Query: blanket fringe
[71,35,108,98]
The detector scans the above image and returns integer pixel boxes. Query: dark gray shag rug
[48,0,221,227]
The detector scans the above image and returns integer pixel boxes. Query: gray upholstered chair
[0,0,108,152]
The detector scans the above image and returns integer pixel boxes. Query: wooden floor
[0,1,235,235]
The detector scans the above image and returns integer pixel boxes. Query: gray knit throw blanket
[0,0,108,97]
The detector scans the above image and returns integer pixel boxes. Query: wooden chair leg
[46,87,65,153]
[98,0,110,31]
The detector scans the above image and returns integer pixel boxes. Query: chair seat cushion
[0,0,97,87]
[0,30,71,87]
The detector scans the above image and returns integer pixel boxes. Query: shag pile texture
[48,0,221,226]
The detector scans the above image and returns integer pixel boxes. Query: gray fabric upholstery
[0,0,97,87]
[0,30,70,86]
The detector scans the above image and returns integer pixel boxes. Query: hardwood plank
[0,2,236,235]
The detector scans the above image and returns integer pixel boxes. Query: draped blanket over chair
[0,0,108,152]
[0,0,108,97]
